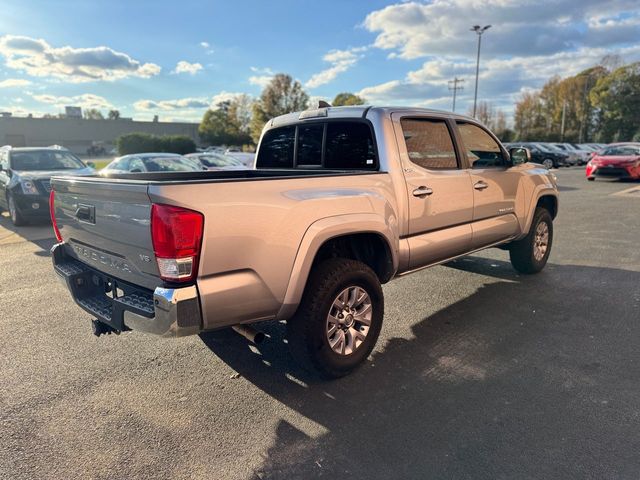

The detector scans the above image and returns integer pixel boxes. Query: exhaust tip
[232,324,265,345]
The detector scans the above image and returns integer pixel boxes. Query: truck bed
[94,168,379,184]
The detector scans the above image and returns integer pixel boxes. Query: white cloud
[0,78,31,88]
[0,35,161,83]
[210,91,249,107]
[306,47,366,89]
[249,66,275,88]
[200,42,210,49]
[357,44,640,112]
[134,97,210,111]
[134,92,250,112]
[31,93,115,110]
[364,0,640,59]
[173,60,203,75]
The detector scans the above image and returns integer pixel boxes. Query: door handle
[412,186,433,197]
[474,181,489,191]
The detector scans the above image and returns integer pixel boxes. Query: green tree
[332,92,366,106]
[199,95,254,146]
[250,74,309,143]
[83,108,104,120]
[590,62,640,142]
[108,109,121,120]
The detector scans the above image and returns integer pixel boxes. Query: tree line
[198,73,365,148]
[513,58,640,143]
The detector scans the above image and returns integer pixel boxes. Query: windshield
[142,156,203,172]
[534,143,555,153]
[600,145,640,156]
[10,150,86,171]
[197,154,242,167]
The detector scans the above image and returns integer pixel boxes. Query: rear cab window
[256,121,377,170]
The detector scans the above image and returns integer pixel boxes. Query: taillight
[49,189,62,242]
[150,204,204,282]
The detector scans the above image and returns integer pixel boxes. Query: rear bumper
[51,243,202,337]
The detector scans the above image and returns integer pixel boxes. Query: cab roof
[268,105,477,128]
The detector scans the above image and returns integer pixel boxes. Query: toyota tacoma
[50,106,558,378]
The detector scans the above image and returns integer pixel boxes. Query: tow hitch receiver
[91,319,120,337]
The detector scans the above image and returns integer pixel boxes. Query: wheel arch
[520,189,558,237]
[277,214,398,320]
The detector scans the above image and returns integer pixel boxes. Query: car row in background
[0,146,255,226]
[504,142,607,169]
[586,143,640,181]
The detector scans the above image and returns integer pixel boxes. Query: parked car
[185,152,247,170]
[510,143,569,169]
[225,151,255,167]
[586,143,640,181]
[50,106,558,378]
[0,146,94,225]
[544,143,578,166]
[100,153,207,174]
[557,143,592,165]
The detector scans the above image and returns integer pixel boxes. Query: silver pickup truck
[50,106,558,378]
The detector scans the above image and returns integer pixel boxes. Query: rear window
[297,124,324,166]
[256,121,377,170]
[325,122,376,169]
[257,126,296,168]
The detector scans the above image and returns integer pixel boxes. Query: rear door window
[324,122,377,169]
[400,118,459,170]
[256,126,296,168]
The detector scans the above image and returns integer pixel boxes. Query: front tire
[509,207,553,274]
[287,258,384,379]
[7,193,26,226]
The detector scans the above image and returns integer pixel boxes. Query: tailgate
[52,177,160,290]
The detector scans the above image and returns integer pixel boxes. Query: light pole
[471,24,491,118]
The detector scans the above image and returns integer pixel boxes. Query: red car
[586,143,640,181]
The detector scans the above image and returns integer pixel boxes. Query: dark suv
[507,143,569,169]
[0,146,94,225]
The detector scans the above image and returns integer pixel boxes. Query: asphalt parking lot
[1,168,639,480]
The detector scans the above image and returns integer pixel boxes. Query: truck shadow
[200,257,640,479]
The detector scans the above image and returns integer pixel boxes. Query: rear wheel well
[536,195,557,219]
[312,233,394,283]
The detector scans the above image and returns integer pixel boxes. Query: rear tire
[509,207,553,274]
[287,258,384,379]
[542,158,554,169]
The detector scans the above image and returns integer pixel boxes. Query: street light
[471,24,491,118]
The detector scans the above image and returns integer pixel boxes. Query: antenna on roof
[316,100,331,108]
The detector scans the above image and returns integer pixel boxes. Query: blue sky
[1,0,639,122]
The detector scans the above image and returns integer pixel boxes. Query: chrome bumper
[51,243,202,337]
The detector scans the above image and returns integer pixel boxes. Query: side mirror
[509,147,531,166]
[86,161,96,168]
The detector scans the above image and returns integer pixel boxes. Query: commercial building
[0,115,199,155]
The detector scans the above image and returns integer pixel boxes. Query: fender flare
[277,213,399,319]
[520,185,558,237]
